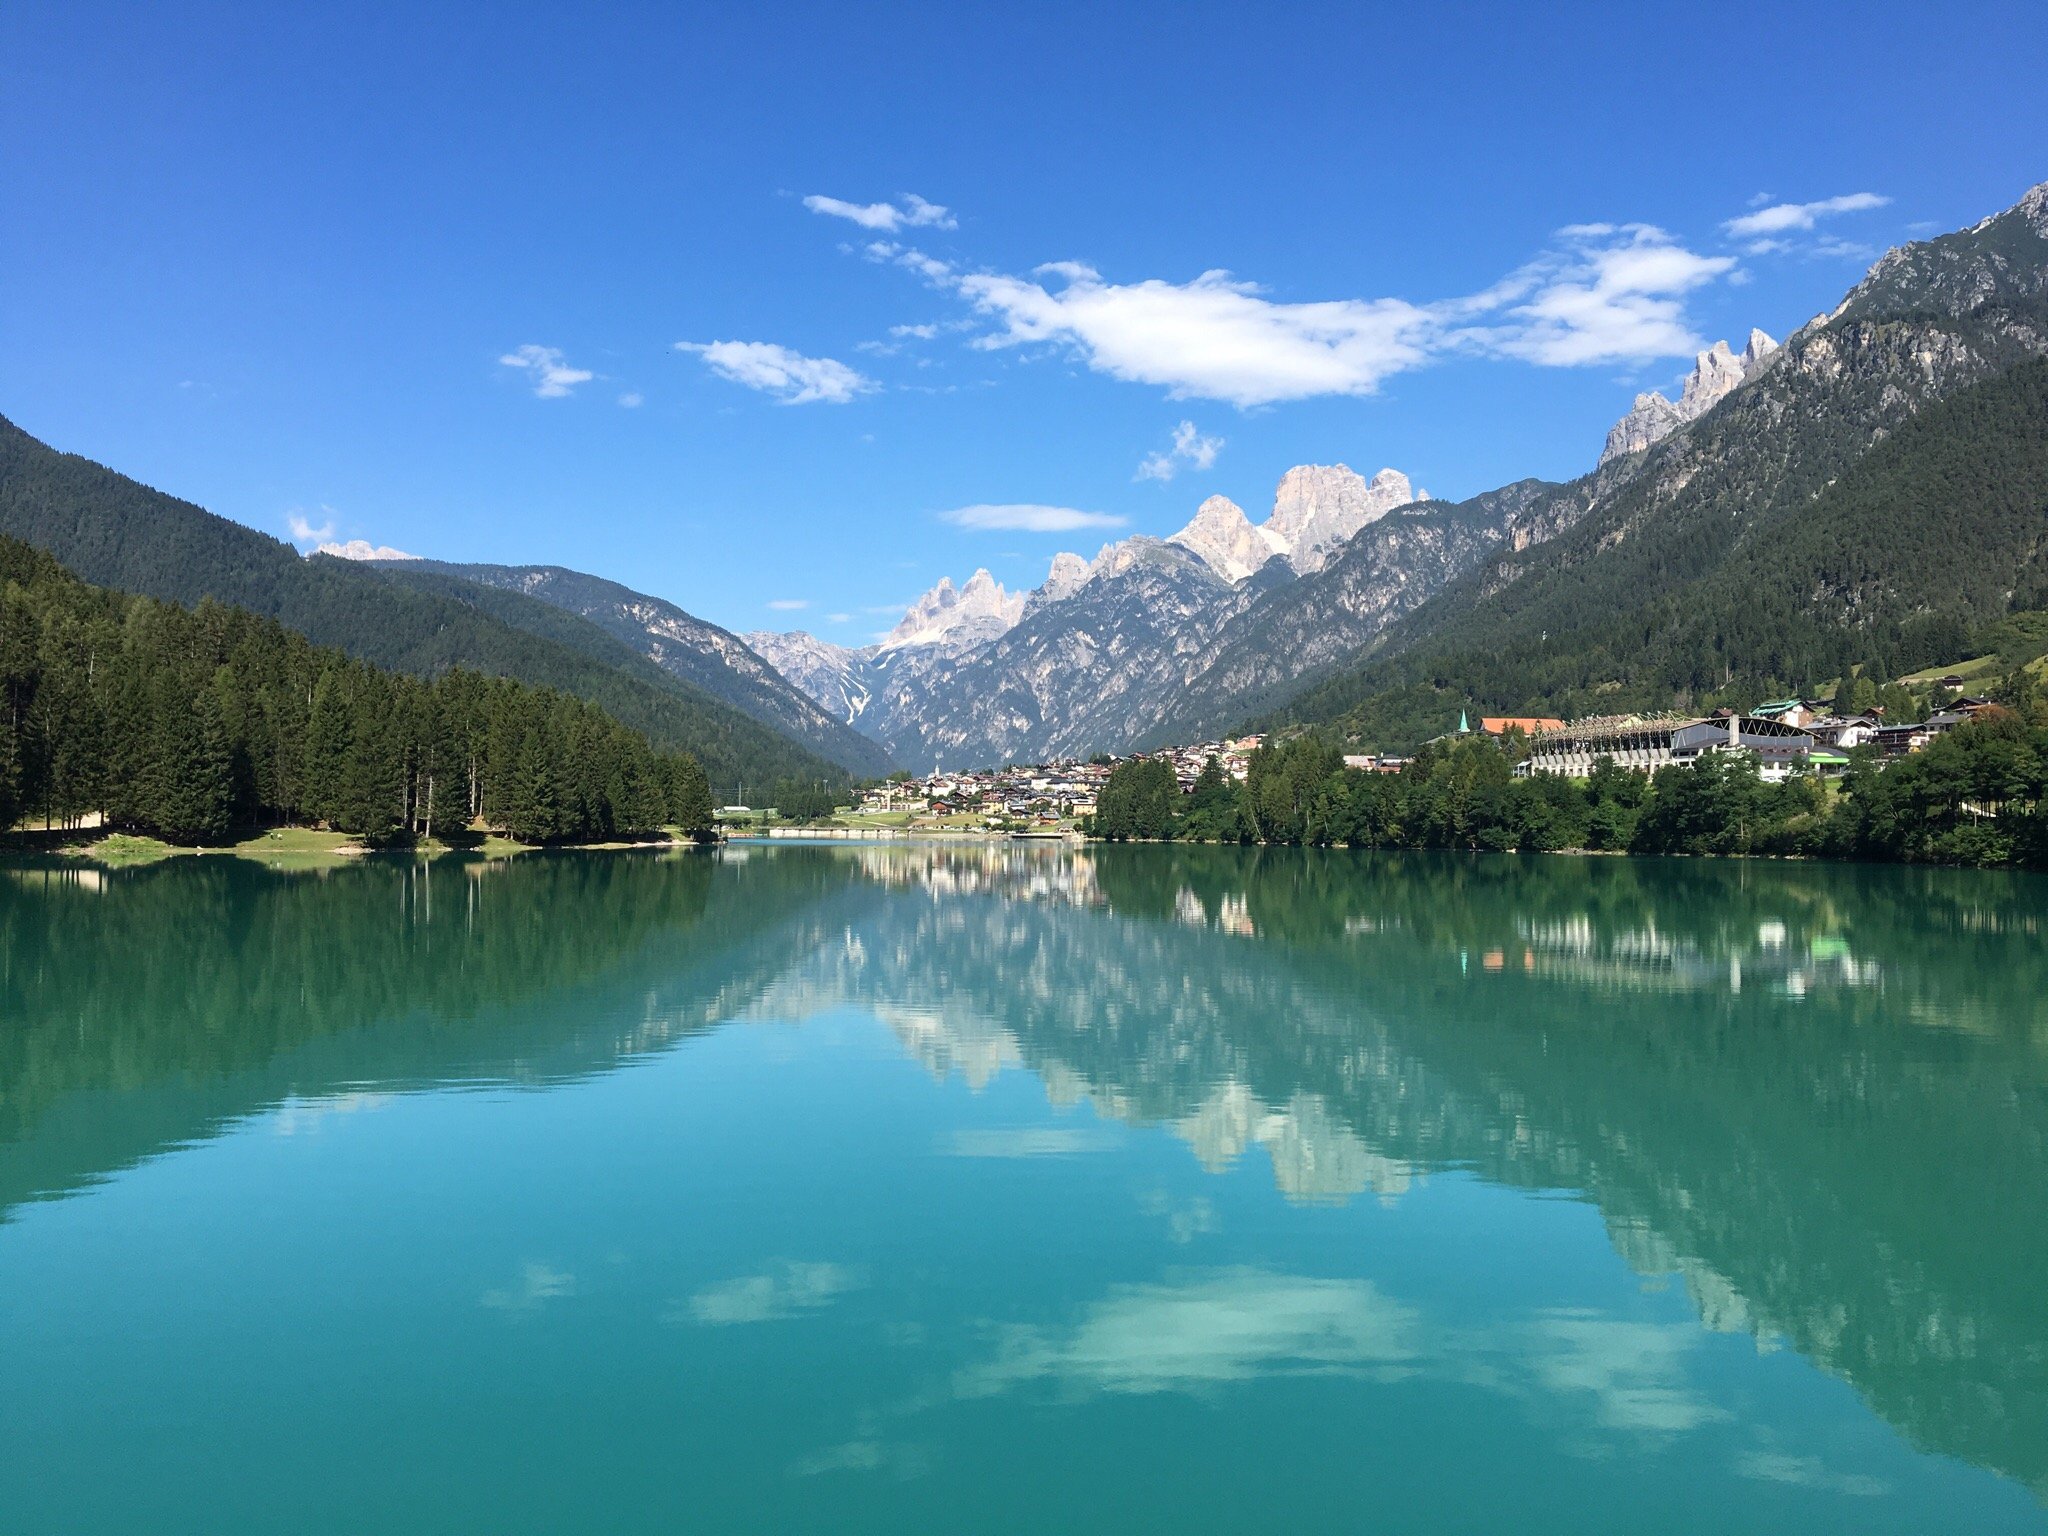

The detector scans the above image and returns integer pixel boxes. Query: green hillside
[1269,187,2048,750]
[0,413,843,796]
[1282,355,2048,746]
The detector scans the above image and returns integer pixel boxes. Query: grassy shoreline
[3,825,705,870]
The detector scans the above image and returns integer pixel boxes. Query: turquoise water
[2,843,2045,1532]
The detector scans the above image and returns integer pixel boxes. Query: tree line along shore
[7,523,2047,872]
[0,534,719,850]
[1089,725,2048,870]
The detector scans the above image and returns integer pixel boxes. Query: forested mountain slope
[1272,181,2048,748]
[0,533,712,843]
[0,414,846,795]
[382,560,895,778]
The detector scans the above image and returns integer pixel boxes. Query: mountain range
[4,180,2044,781]
[0,416,858,797]
[731,177,2048,767]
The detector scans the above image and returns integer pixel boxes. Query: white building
[1517,714,1817,782]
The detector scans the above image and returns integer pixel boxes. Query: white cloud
[804,193,955,232]
[1519,1312,1726,1434]
[286,510,336,544]
[885,220,1735,405]
[499,343,593,398]
[679,340,874,404]
[825,611,852,624]
[1723,192,1889,240]
[956,1270,1419,1397]
[288,507,416,560]
[482,1261,575,1312]
[1735,1451,1888,1497]
[767,597,810,611]
[1469,225,1738,367]
[317,539,419,561]
[678,1262,861,1326]
[1136,419,1224,482]
[944,1127,1120,1157]
[939,504,1128,533]
[867,242,954,282]
[617,391,643,408]
[957,264,1436,408]
[889,322,939,340]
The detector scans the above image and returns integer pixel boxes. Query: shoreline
[1,826,710,871]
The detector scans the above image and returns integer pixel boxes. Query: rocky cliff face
[739,630,873,726]
[1141,481,1558,745]
[1266,464,1416,570]
[1025,551,1093,615]
[882,568,1025,651]
[742,461,1463,769]
[861,540,1245,767]
[1165,495,1286,582]
[1600,330,1779,465]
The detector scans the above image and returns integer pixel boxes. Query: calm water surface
[2,843,2045,1533]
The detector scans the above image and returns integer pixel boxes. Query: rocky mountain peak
[2020,181,2048,236]
[883,567,1026,651]
[1678,340,1747,413]
[1041,551,1091,600]
[1599,330,1779,466]
[1838,180,2048,326]
[1167,494,1288,583]
[1266,464,1415,572]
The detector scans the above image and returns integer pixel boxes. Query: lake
[2,843,2045,1533]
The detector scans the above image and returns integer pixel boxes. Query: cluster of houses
[841,693,2001,828]
[856,737,1278,826]
[1495,696,2003,781]
[856,760,1116,824]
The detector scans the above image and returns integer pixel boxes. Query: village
[725,682,2007,839]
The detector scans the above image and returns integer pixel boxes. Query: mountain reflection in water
[3,843,2044,1507]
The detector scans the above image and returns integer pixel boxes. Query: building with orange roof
[1480,716,1565,737]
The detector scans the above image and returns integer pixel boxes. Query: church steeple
[1457,709,1470,734]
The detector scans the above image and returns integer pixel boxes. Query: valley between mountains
[5,182,2045,783]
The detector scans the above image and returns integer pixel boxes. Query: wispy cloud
[1735,1450,1888,1497]
[767,597,810,611]
[286,510,336,544]
[1136,420,1223,482]
[617,390,643,408]
[482,1261,575,1312]
[889,322,939,340]
[804,193,955,232]
[956,1270,1419,1397]
[1470,224,1737,367]
[944,1127,1120,1157]
[679,340,875,404]
[939,504,1128,533]
[499,343,593,398]
[1723,192,1889,242]
[676,1262,862,1326]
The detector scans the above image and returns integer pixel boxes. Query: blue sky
[3,2,2045,640]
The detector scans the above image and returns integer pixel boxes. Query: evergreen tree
[669,754,713,835]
